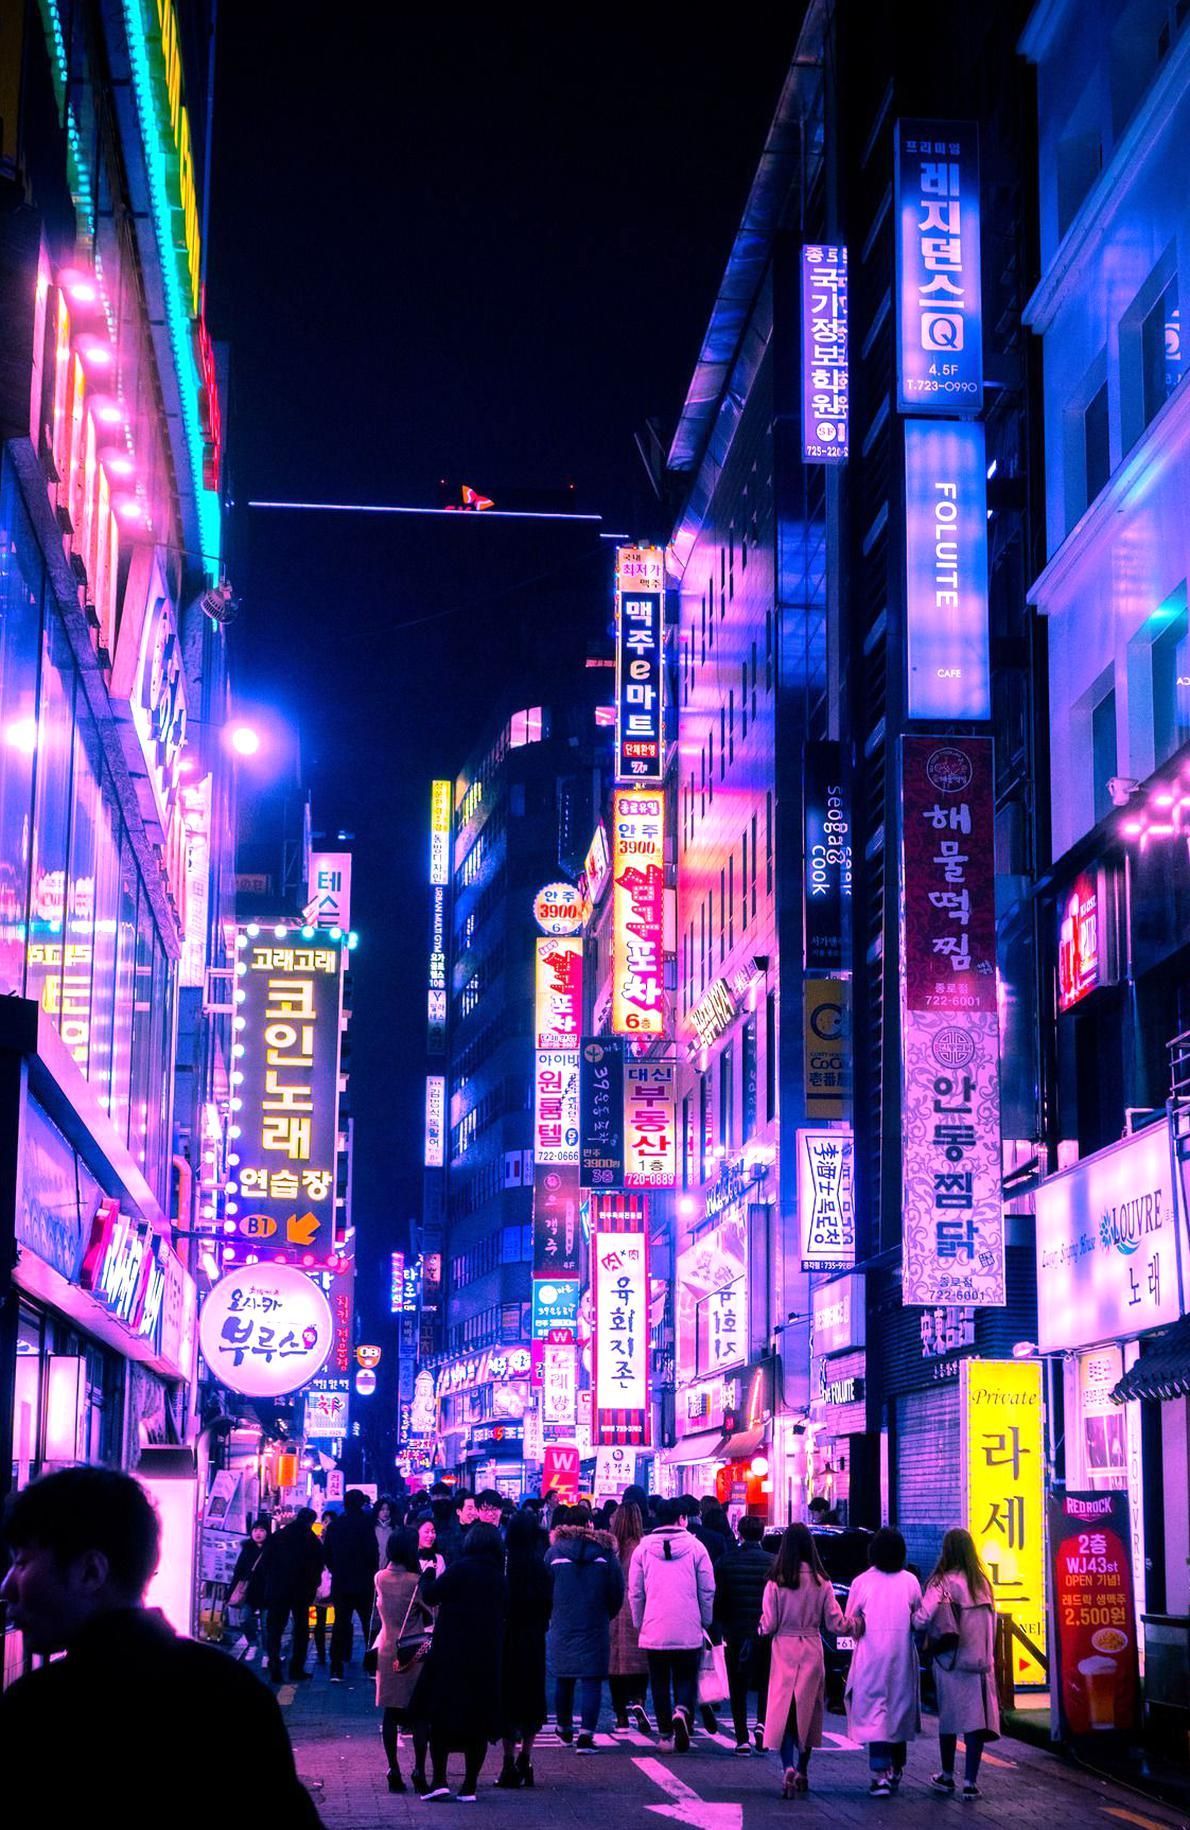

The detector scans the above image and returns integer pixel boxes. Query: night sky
[207,10,796,1339]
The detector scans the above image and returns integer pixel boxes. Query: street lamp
[228,723,261,757]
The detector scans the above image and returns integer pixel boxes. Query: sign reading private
[801,244,849,461]
[895,119,982,414]
[962,1358,1046,1685]
[904,420,990,720]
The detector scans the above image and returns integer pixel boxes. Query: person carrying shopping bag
[913,1529,1000,1800]
[628,1497,715,1752]
[842,1528,922,1796]
[758,1524,851,1796]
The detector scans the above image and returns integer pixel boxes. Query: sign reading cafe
[894,119,982,414]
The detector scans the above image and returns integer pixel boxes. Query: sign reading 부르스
[199,1263,333,1398]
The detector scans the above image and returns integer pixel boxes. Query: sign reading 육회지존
[611,789,666,1036]
[199,1262,333,1398]
[803,742,851,973]
[801,244,849,461]
[962,1357,1046,1685]
[1049,1491,1139,1737]
[900,738,1004,1308]
[895,119,982,414]
[904,420,990,721]
[1034,1120,1182,1354]
[615,545,665,783]
[797,1128,856,1271]
[231,933,344,1267]
[592,1228,650,1443]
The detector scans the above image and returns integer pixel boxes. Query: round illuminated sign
[356,1343,382,1369]
[199,1263,332,1398]
[355,1368,377,1396]
[532,882,585,935]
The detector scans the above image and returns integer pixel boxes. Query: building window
[719,869,726,963]
[765,990,777,1122]
[719,1044,734,1150]
[1092,685,1118,825]
[719,706,726,779]
[1142,275,1181,429]
[1084,381,1110,506]
[751,640,758,719]
[740,664,748,740]
[728,853,734,950]
[699,1073,710,1183]
[741,1016,757,1142]
[728,691,735,763]
[751,811,759,916]
[1151,595,1190,766]
[741,829,748,930]
[765,793,773,895]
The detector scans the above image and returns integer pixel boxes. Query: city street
[280,1669,1188,1830]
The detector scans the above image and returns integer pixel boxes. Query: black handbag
[925,1587,961,1665]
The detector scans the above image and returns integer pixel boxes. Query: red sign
[1057,872,1100,1012]
[901,737,997,1014]
[543,1444,581,1504]
[1048,1491,1139,1738]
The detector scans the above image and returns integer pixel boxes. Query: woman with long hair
[913,1528,1000,1800]
[496,1509,552,1787]
[758,1523,849,1795]
[373,1528,431,1793]
[608,1502,652,1733]
[843,1528,923,1797]
[416,1522,509,1800]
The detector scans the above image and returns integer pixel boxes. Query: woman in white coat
[913,1529,999,1800]
[843,1528,922,1796]
[758,1523,851,1796]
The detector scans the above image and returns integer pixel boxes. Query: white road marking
[634,1756,744,1830]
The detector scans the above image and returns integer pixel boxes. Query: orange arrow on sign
[286,1211,320,1246]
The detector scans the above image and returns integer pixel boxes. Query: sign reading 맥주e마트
[900,738,1004,1308]
[615,545,665,783]
[895,119,982,414]
[592,1228,650,1444]
[797,1128,856,1271]
[962,1357,1046,1685]
[803,742,851,973]
[904,420,990,721]
[611,789,666,1037]
[199,1262,333,1398]
[230,932,344,1267]
[801,245,849,461]
[1048,1491,1139,1737]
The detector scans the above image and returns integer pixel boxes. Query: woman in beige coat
[607,1502,652,1731]
[759,1523,849,1795]
[373,1528,432,1793]
[913,1529,1000,1801]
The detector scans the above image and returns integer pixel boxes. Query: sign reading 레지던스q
[895,119,982,414]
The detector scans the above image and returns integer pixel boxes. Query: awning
[715,1426,766,1461]
[1110,1316,1190,1403]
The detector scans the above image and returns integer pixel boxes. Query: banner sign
[804,977,851,1118]
[430,779,452,886]
[580,1038,625,1185]
[542,1443,581,1504]
[533,882,585,935]
[230,931,344,1267]
[611,789,666,1036]
[424,1075,446,1168]
[532,1164,581,1277]
[1058,871,1101,1013]
[305,1388,348,1439]
[531,1277,580,1338]
[594,1444,635,1500]
[901,739,1004,1307]
[199,1262,333,1399]
[1049,1491,1140,1737]
[801,244,849,461]
[895,119,982,414]
[796,1128,856,1271]
[427,881,448,1055]
[535,936,583,1050]
[535,1051,580,1166]
[1035,1121,1182,1354]
[307,851,351,931]
[803,742,851,972]
[542,1342,577,1427]
[961,1358,1046,1685]
[592,1226,651,1445]
[624,1060,676,1187]
[615,545,665,783]
[904,419,990,720]
[812,1273,865,1356]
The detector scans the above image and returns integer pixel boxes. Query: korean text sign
[797,1128,856,1270]
[199,1263,333,1398]
[580,1038,625,1185]
[593,1229,651,1444]
[803,741,851,972]
[615,545,665,783]
[962,1358,1046,1684]
[611,789,666,1036]
[536,937,583,1050]
[533,1164,581,1278]
[801,245,849,461]
[895,120,982,413]
[900,738,1005,1307]
[232,933,344,1264]
[1048,1491,1139,1737]
[904,420,990,720]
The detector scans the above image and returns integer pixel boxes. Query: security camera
[1106,776,1141,808]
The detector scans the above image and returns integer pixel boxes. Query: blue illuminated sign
[530,1276,580,1339]
[895,120,982,415]
[801,246,849,461]
[904,420,990,720]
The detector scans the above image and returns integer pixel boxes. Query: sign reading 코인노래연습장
[199,1262,333,1398]
[903,419,990,722]
[1049,1490,1139,1738]
[801,245,849,462]
[895,119,982,415]
[962,1358,1046,1686]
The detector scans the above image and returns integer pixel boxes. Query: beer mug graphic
[1077,1655,1117,1730]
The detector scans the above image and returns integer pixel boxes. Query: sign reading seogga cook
[199,1263,333,1398]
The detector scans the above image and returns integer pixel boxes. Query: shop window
[62,705,102,1077]
[109,834,139,1139]
[1084,381,1110,506]
[1151,592,1190,765]
[0,468,42,995]
[88,769,122,1114]
[719,1044,734,1151]
[765,991,777,1123]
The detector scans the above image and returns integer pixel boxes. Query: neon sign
[895,119,983,413]
[904,419,990,720]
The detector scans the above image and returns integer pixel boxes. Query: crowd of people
[232,1481,1001,1803]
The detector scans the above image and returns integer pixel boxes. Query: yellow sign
[430,779,452,886]
[962,1358,1047,1685]
[804,978,851,1118]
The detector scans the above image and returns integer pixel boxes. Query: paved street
[278,1666,1188,1830]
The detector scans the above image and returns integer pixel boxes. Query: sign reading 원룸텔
[231,933,343,1265]
[895,119,982,415]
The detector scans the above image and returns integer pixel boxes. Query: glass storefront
[0,456,175,1207]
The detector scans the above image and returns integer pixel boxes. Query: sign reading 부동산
[801,245,849,462]
[904,420,990,721]
[895,119,982,414]
[900,739,1004,1307]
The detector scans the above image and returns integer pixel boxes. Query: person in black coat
[325,1488,380,1679]
[230,1514,271,1659]
[545,1506,625,1748]
[416,1523,508,1800]
[256,1507,325,1683]
[714,1514,773,1749]
[496,1511,552,1788]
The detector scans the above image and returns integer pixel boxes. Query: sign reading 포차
[611,789,666,1036]
[797,1128,855,1271]
[900,738,1004,1308]
[1048,1491,1139,1738]
[536,937,582,1050]
[904,420,990,721]
[801,245,849,462]
[615,545,665,783]
[895,119,982,414]
[962,1357,1046,1686]
[231,932,344,1266]
[199,1262,333,1398]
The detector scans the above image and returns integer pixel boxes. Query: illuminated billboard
[430,779,452,886]
[962,1357,1046,1684]
[895,120,982,414]
[307,852,352,931]
[615,545,665,783]
[904,420,990,720]
[535,937,583,1050]
[611,789,666,1036]
[424,1075,446,1168]
[796,1128,855,1271]
[801,245,849,461]
[580,1043,676,1188]
[592,1226,650,1445]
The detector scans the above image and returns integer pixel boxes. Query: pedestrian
[475,1488,505,1528]
[374,1495,400,1566]
[546,1502,625,1750]
[496,1509,553,1787]
[374,1527,433,1793]
[607,1501,652,1734]
[759,1523,850,1796]
[312,1507,335,1667]
[228,1514,271,1661]
[0,1467,323,1827]
[914,1528,1000,1800]
[714,1513,772,1753]
[843,1527,923,1796]
[621,1483,652,1527]
[808,1494,840,1527]
[431,1492,464,1564]
[628,1495,715,1752]
[698,1501,734,1566]
[326,1487,380,1680]
[417,1521,508,1801]
[259,1505,325,1683]
[417,1513,446,1579]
